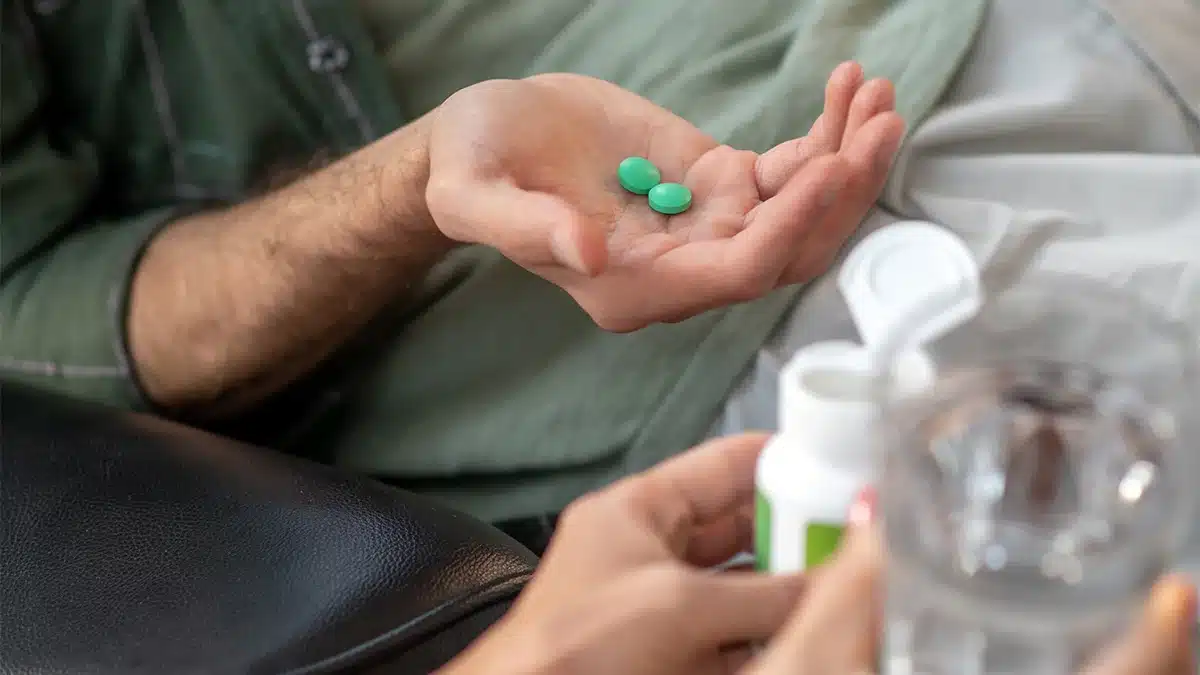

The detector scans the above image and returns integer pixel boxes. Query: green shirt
[1,0,985,521]
[1,0,401,403]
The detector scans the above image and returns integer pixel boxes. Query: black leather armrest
[0,383,537,675]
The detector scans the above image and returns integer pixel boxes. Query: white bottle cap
[776,222,981,472]
[837,221,982,353]
[780,340,935,475]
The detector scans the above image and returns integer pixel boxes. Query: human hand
[440,434,804,675]
[426,62,903,331]
[749,492,1198,675]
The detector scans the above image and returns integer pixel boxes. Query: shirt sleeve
[0,13,181,409]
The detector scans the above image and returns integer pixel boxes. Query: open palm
[427,62,903,331]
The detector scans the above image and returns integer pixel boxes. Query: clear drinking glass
[875,273,1200,675]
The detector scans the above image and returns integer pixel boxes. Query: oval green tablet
[617,156,661,195]
[648,182,692,215]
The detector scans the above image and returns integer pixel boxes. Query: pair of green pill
[617,157,692,215]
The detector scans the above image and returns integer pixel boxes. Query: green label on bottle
[754,490,771,572]
[805,522,845,568]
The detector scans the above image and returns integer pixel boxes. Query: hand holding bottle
[438,434,805,675]
[750,490,1197,675]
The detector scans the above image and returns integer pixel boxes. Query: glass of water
[875,273,1200,675]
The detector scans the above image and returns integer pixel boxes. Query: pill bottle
[755,222,982,573]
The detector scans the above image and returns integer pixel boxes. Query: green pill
[648,182,692,215]
[617,156,661,195]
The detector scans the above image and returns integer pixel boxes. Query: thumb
[428,180,608,275]
[1080,575,1197,675]
[682,571,808,647]
[750,488,883,675]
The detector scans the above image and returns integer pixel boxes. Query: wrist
[379,114,454,251]
[338,113,454,258]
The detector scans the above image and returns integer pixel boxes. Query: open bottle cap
[775,222,980,465]
[779,340,935,473]
[837,222,982,353]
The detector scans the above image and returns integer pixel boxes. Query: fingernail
[848,486,877,529]
[1150,577,1197,626]
[1171,580,1197,624]
[551,227,587,274]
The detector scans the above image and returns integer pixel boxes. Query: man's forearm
[128,114,452,417]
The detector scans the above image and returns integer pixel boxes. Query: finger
[811,61,864,153]
[609,434,770,556]
[780,112,905,285]
[658,155,847,311]
[426,180,610,276]
[735,156,850,289]
[693,644,757,675]
[684,504,754,568]
[754,134,822,200]
[841,109,906,182]
[1080,575,1198,675]
[645,155,847,320]
[840,78,896,150]
[702,153,843,299]
[752,491,882,675]
[720,645,756,674]
[681,570,808,646]
[754,62,863,198]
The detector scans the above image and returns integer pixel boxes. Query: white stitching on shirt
[0,287,133,379]
[0,289,134,379]
[184,141,235,160]
[0,359,125,377]
[289,0,377,144]
[133,0,196,193]
[0,4,128,380]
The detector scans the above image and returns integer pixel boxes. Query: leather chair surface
[0,383,537,674]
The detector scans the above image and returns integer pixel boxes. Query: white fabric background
[717,0,1200,576]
